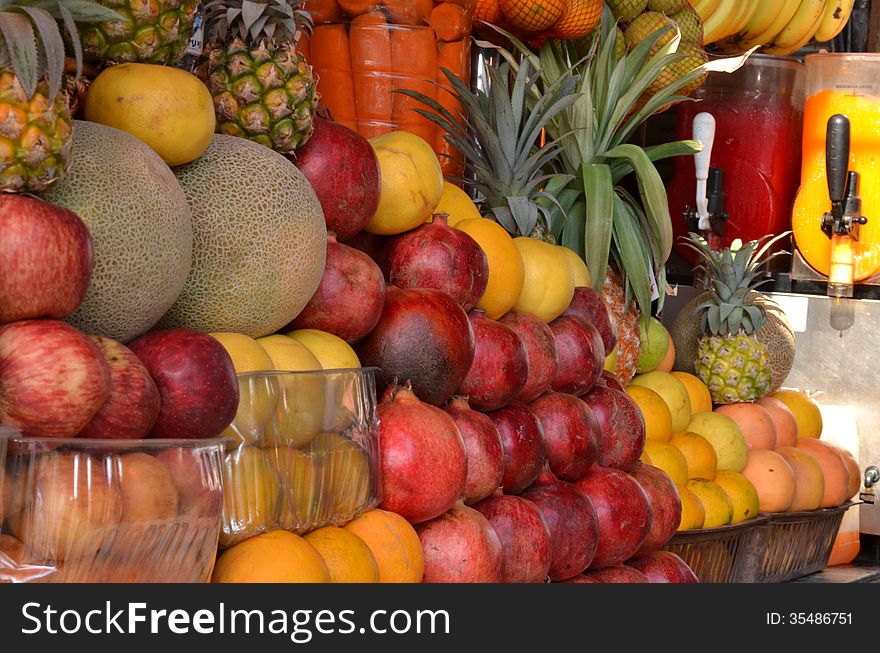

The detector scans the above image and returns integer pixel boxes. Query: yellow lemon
[285,329,361,370]
[212,530,330,583]
[643,440,689,487]
[85,63,215,166]
[678,486,705,531]
[455,218,524,319]
[639,448,652,465]
[671,371,713,415]
[365,131,443,235]
[304,526,380,583]
[686,411,749,472]
[512,237,574,322]
[629,370,692,433]
[210,332,274,372]
[686,479,733,528]
[255,334,322,371]
[670,431,718,481]
[714,470,760,524]
[558,246,592,287]
[625,385,673,442]
[433,181,482,226]
[219,447,282,548]
[771,389,823,439]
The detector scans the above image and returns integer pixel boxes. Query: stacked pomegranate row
[291,207,697,583]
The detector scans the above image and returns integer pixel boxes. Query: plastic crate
[662,516,772,583]
[758,503,853,583]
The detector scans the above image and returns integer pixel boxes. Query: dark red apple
[580,385,646,470]
[444,396,504,505]
[287,234,386,343]
[498,310,558,403]
[355,286,474,406]
[0,194,93,324]
[528,392,598,482]
[457,311,527,411]
[127,328,239,439]
[415,501,504,583]
[384,214,489,312]
[574,466,652,569]
[627,550,698,583]
[563,286,617,356]
[520,466,599,581]
[597,370,626,392]
[473,491,552,583]
[549,315,604,396]
[78,336,161,439]
[291,116,381,241]
[487,402,546,494]
[377,384,467,524]
[580,565,650,583]
[628,462,682,558]
[560,575,597,583]
[0,320,110,437]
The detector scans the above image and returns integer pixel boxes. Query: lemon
[434,181,482,226]
[604,345,619,372]
[643,441,689,487]
[686,479,733,528]
[455,218,524,319]
[629,370,692,433]
[625,385,673,442]
[255,335,322,371]
[365,131,443,235]
[671,371,713,415]
[558,246,592,287]
[285,329,361,370]
[209,332,274,372]
[714,470,760,524]
[512,237,574,322]
[686,411,749,472]
[85,63,215,166]
[771,389,823,439]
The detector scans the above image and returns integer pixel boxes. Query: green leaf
[17,6,63,101]
[612,194,653,320]
[32,0,124,22]
[719,302,736,323]
[708,307,720,335]
[58,5,81,80]
[0,13,37,98]
[582,163,614,291]
[728,306,743,334]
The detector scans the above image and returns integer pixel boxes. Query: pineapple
[199,0,317,154]
[0,1,121,193]
[603,268,641,384]
[681,232,791,404]
[79,0,200,65]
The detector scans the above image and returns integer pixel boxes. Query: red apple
[549,314,604,396]
[562,286,618,356]
[628,462,682,558]
[626,550,698,583]
[127,328,239,439]
[0,320,110,438]
[0,194,93,324]
[579,385,646,470]
[155,447,223,516]
[498,310,558,404]
[78,336,161,439]
[574,466,652,568]
[116,452,179,521]
[291,116,381,241]
[579,565,649,583]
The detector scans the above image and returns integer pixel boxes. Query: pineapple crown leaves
[395,59,581,238]
[680,231,792,337]
[0,0,121,100]
[204,0,312,46]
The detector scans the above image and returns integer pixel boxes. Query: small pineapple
[0,1,120,193]
[199,0,317,154]
[603,267,641,385]
[682,232,791,404]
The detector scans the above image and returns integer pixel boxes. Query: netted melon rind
[42,120,193,343]
[159,135,327,338]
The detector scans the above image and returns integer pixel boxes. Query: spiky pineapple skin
[200,37,317,153]
[80,0,200,65]
[603,268,641,385]
[0,72,73,193]
[696,334,772,404]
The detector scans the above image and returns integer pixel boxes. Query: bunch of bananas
[692,0,854,55]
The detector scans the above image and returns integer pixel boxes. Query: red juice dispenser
[668,55,805,265]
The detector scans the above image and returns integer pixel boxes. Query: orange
[772,389,823,439]
[512,237,574,322]
[795,438,849,508]
[835,446,861,502]
[740,449,796,513]
[671,371,713,414]
[670,431,717,481]
[686,479,733,528]
[714,403,777,450]
[559,245,591,287]
[713,470,760,523]
[639,448,652,465]
[643,440,689,487]
[304,526,380,583]
[343,509,424,583]
[776,446,825,511]
[757,396,798,448]
[456,218,524,320]
[211,530,330,583]
[678,486,705,531]
[625,385,673,442]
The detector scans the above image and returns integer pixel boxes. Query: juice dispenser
[668,55,804,265]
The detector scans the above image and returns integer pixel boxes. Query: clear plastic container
[0,435,225,583]
[303,0,475,177]
[219,368,380,548]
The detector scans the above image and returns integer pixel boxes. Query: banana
[813,0,856,42]
[701,0,739,44]
[739,0,786,40]
[690,0,721,22]
[730,0,761,34]
[762,0,829,55]
[737,0,801,48]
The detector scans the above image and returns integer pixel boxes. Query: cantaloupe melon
[159,135,327,338]
[42,121,193,342]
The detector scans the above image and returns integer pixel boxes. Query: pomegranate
[574,466,652,568]
[580,565,649,583]
[457,311,528,411]
[580,385,646,470]
[356,286,474,406]
[629,462,682,557]
[287,234,385,343]
[444,396,504,505]
[291,116,381,241]
[561,575,597,583]
[597,370,626,392]
[562,286,618,356]
[415,501,503,583]
[527,392,599,482]
[520,466,599,581]
[376,383,467,524]
[549,315,604,396]
[627,550,698,583]
[473,491,552,583]
[384,214,489,311]
[488,402,546,494]
[346,230,391,270]
[498,310,558,403]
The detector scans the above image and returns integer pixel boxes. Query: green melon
[159,135,326,338]
[42,120,193,343]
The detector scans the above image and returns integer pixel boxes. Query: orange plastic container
[827,504,860,566]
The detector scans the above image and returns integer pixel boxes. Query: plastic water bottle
[176,6,205,73]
